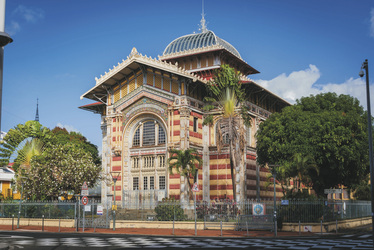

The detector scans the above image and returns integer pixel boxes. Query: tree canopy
[256,92,370,196]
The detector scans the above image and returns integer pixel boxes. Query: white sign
[304,225,312,232]
[82,181,88,190]
[81,189,89,196]
[252,203,265,216]
[85,205,91,212]
[192,182,199,192]
[97,205,103,215]
[324,189,342,194]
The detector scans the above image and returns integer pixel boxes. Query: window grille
[142,121,155,146]
[150,176,154,190]
[158,125,166,144]
[193,117,198,132]
[133,127,140,146]
[133,177,139,190]
[132,157,139,169]
[143,176,148,190]
[159,176,166,190]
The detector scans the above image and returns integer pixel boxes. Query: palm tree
[168,148,202,200]
[203,64,250,202]
[292,153,319,191]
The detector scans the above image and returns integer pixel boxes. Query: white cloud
[56,123,80,133]
[255,64,321,103]
[371,8,374,38]
[6,21,20,36]
[7,5,44,35]
[13,5,44,23]
[254,65,371,110]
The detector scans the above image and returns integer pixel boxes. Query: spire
[35,98,39,122]
[199,0,208,33]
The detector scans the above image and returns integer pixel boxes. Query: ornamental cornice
[94,47,208,87]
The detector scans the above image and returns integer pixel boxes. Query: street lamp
[110,172,120,231]
[359,59,374,242]
[17,177,26,229]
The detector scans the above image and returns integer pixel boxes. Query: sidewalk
[0,225,316,238]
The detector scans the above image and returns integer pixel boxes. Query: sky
[1,0,374,151]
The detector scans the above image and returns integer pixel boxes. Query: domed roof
[163,30,242,59]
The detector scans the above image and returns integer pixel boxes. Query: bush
[154,198,187,221]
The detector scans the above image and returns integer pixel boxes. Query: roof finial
[35,98,39,122]
[199,0,208,33]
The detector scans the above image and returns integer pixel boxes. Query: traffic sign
[192,182,199,192]
[81,189,89,196]
[82,196,88,205]
[82,181,88,190]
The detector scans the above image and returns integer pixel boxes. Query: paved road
[0,231,373,249]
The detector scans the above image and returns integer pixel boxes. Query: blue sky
[2,0,374,150]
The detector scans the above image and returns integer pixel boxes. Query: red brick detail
[112,156,121,161]
[173,131,180,136]
[113,127,116,132]
[169,184,180,189]
[112,186,122,191]
[209,164,230,170]
[209,154,230,160]
[246,154,256,160]
[169,174,181,179]
[210,185,233,190]
[210,175,232,180]
[210,195,233,200]
[170,195,180,200]
[173,120,180,125]
[189,121,194,126]
[112,118,116,122]
[191,112,202,119]
[173,110,179,115]
[246,164,257,170]
[198,123,202,129]
[112,137,116,142]
[115,196,121,201]
[112,166,121,171]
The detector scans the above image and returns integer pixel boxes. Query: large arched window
[215,123,230,145]
[132,120,166,147]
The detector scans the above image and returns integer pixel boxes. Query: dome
[163,30,242,59]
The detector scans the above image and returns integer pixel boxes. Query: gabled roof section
[80,47,208,101]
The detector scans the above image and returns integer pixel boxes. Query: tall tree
[203,64,250,202]
[257,93,369,196]
[168,148,202,200]
[18,143,101,200]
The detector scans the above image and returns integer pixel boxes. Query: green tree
[51,127,101,165]
[257,93,369,196]
[203,64,250,202]
[18,143,101,200]
[168,148,202,200]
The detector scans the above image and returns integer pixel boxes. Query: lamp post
[0,0,13,133]
[359,59,374,242]
[269,164,279,237]
[16,178,25,229]
[110,172,120,231]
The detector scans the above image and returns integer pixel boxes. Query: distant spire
[199,0,208,33]
[35,98,39,122]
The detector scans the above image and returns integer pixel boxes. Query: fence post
[246,221,249,237]
[59,218,61,232]
[42,215,44,232]
[220,220,223,236]
[12,214,14,230]
[336,219,338,234]
[299,220,301,236]
[320,220,322,235]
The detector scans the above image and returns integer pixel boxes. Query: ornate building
[80,20,289,207]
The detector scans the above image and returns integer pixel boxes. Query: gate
[77,200,112,229]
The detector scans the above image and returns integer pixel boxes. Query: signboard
[252,203,265,216]
[192,182,199,192]
[97,205,103,215]
[324,189,342,194]
[304,225,312,232]
[112,205,117,211]
[82,196,88,206]
[81,189,89,196]
[82,181,88,190]
[281,200,289,206]
[85,205,91,212]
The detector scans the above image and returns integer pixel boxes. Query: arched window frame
[132,120,166,148]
